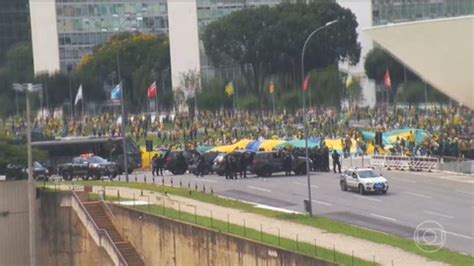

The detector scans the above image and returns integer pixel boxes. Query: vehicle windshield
[34,162,42,168]
[88,156,107,163]
[357,170,380,178]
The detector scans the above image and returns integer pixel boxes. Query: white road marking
[247,186,271,193]
[293,181,305,186]
[423,210,454,219]
[456,190,474,196]
[404,192,432,199]
[370,213,397,222]
[292,181,319,188]
[254,204,301,214]
[446,231,474,240]
[352,195,382,202]
[312,200,332,206]
[390,177,416,183]
[195,178,218,183]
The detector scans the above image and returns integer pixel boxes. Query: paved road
[110,166,474,255]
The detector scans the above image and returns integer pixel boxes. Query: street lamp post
[301,19,338,216]
[13,82,42,266]
[112,11,146,182]
[67,64,73,119]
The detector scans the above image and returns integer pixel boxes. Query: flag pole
[82,87,85,119]
[155,81,158,114]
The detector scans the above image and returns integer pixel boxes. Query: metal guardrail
[371,155,438,171]
[71,191,128,266]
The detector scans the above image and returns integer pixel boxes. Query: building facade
[0,0,31,65]
[366,0,473,108]
[372,0,473,26]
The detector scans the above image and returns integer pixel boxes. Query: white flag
[74,84,83,105]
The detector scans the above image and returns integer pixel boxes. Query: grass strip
[131,204,373,266]
[46,181,474,266]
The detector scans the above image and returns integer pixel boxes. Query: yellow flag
[346,74,353,88]
[269,81,275,94]
[225,82,234,97]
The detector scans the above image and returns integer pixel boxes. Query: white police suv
[340,168,389,195]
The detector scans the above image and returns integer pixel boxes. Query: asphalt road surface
[110,166,474,255]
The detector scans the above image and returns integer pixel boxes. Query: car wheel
[262,166,272,177]
[64,172,72,181]
[296,165,306,175]
[340,181,347,191]
[358,184,366,195]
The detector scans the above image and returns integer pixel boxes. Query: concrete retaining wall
[0,180,31,265]
[38,192,113,266]
[108,204,335,266]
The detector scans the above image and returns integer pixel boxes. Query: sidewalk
[57,184,445,266]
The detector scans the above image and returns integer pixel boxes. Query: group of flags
[91,68,392,104]
[109,81,158,100]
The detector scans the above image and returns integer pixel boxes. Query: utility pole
[13,83,42,266]
[300,19,338,217]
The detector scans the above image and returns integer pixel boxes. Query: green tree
[0,43,34,117]
[202,1,360,108]
[0,135,47,173]
[78,33,171,112]
[307,65,343,107]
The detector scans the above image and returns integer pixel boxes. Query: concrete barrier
[108,203,336,266]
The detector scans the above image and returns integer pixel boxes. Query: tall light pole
[301,19,338,216]
[67,64,73,119]
[13,82,42,266]
[112,11,145,182]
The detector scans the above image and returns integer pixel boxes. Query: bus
[32,137,142,174]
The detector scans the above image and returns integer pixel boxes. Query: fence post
[296,234,299,251]
[260,224,263,241]
[147,195,150,212]
[210,210,213,227]
[314,239,317,256]
[144,175,146,184]
[133,193,135,207]
[203,184,206,193]
[171,178,173,187]
[178,202,181,219]
[333,245,336,262]
[278,228,280,246]
[194,206,197,224]
[179,180,182,188]
[135,175,137,183]
[162,177,164,186]
[211,187,214,194]
[227,214,230,232]
[243,219,246,237]
[162,199,165,215]
[117,189,120,203]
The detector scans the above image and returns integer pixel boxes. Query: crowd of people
[1,105,473,159]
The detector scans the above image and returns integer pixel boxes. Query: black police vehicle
[57,154,118,180]
[188,151,219,176]
[248,151,312,177]
[164,150,200,175]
